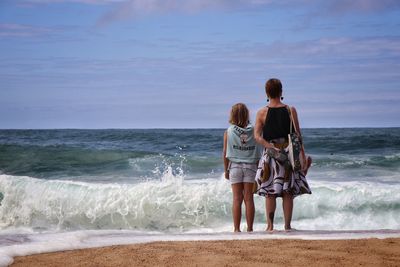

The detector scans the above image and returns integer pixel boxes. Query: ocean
[0,128,400,265]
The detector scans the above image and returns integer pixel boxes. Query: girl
[223,103,262,232]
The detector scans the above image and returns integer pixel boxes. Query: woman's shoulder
[285,105,297,115]
[258,106,268,111]
[278,103,296,112]
[256,106,268,116]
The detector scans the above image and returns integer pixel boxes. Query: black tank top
[263,106,292,141]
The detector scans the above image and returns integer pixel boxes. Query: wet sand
[12,238,400,266]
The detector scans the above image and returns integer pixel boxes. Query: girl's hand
[224,171,229,180]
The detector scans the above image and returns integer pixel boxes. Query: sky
[1,0,400,128]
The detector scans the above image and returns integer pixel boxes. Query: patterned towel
[255,146,312,198]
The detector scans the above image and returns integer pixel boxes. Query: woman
[254,78,311,232]
[223,103,262,232]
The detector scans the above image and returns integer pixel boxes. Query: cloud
[326,0,400,14]
[263,37,400,61]
[2,35,400,128]
[13,0,400,26]
[14,0,400,13]
[0,23,84,42]
[236,36,400,86]
[20,0,273,5]
[2,36,399,96]
[96,0,284,26]
[19,0,124,4]
[93,0,400,26]
[0,23,56,37]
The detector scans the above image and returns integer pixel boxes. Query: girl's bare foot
[266,225,274,233]
[234,229,241,233]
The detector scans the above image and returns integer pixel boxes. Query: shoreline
[11,238,400,266]
[2,229,400,266]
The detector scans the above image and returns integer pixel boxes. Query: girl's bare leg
[243,183,255,232]
[231,183,244,232]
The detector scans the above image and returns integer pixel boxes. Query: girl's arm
[223,131,229,179]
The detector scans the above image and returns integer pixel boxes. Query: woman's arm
[290,106,302,136]
[254,108,277,150]
[223,131,229,179]
[291,106,307,163]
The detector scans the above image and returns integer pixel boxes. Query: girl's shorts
[229,162,257,184]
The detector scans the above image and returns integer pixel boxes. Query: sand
[11,238,400,266]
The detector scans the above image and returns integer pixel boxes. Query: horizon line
[0,126,399,130]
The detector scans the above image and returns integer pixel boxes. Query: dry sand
[12,238,400,267]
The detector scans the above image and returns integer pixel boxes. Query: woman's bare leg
[282,192,293,231]
[231,183,244,232]
[266,196,276,231]
[243,183,255,232]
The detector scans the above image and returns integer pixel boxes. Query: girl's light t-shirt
[226,124,262,163]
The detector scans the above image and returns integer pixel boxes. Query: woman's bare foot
[266,225,274,233]
[303,156,312,175]
[234,229,241,233]
[284,223,292,231]
[247,228,253,232]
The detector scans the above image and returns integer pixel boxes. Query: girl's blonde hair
[229,103,249,128]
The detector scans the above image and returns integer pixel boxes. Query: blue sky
[1,0,399,128]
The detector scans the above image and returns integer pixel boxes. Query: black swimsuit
[262,106,292,142]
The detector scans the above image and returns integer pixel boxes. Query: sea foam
[1,173,400,233]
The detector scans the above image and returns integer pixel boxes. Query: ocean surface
[0,128,400,265]
[1,128,399,232]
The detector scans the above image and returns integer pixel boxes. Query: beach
[11,238,400,266]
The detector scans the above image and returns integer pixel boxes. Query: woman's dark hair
[229,103,249,128]
[265,78,282,99]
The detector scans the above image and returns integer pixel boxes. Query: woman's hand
[267,143,280,151]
